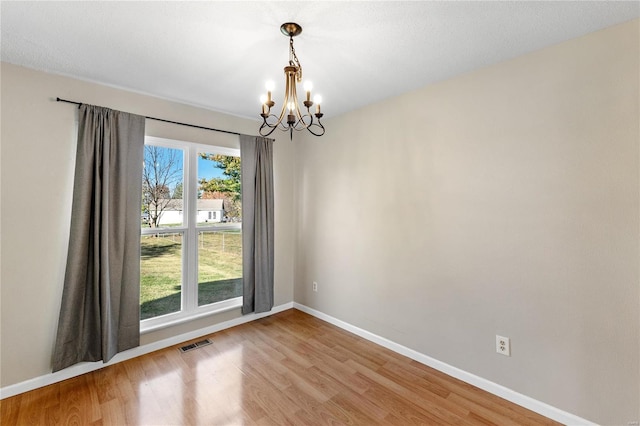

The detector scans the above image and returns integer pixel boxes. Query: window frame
[141,136,242,333]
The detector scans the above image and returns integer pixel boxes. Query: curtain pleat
[52,105,145,372]
[240,135,275,314]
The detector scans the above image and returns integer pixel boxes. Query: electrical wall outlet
[312,281,318,292]
[496,335,511,356]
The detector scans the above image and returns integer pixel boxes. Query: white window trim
[141,136,242,333]
[141,297,243,334]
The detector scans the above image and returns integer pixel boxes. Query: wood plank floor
[1,309,561,425]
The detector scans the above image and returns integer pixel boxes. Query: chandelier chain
[289,37,303,83]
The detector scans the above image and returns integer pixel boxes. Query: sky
[144,146,227,184]
[198,155,225,180]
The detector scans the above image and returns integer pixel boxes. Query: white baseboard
[293,302,597,426]
[0,302,294,400]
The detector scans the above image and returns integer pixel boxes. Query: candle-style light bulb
[313,95,322,114]
[260,94,268,115]
[303,81,313,102]
[265,81,275,103]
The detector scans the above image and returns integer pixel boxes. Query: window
[140,137,242,330]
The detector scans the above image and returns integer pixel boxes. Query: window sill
[140,297,243,334]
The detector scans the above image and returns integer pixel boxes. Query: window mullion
[183,146,198,312]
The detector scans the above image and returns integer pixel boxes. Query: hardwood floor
[1,309,561,425]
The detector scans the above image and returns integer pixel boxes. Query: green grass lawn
[140,231,242,320]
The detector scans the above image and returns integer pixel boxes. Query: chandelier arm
[293,115,325,137]
[278,120,291,131]
[262,114,288,132]
[259,125,277,137]
[288,109,325,134]
[305,121,325,136]
[292,119,324,136]
[274,105,288,128]
[296,106,323,127]
[293,112,315,130]
[303,108,325,136]
[292,118,308,131]
[292,94,306,125]
[259,115,279,137]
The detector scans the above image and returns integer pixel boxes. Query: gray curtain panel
[240,135,275,314]
[52,105,145,372]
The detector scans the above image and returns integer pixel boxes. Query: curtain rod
[56,97,242,136]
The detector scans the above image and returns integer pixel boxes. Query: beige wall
[0,63,295,387]
[294,19,639,424]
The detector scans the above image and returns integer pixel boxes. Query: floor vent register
[179,339,212,353]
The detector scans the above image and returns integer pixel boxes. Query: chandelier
[259,23,325,138]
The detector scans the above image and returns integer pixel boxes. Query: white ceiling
[2,1,638,120]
